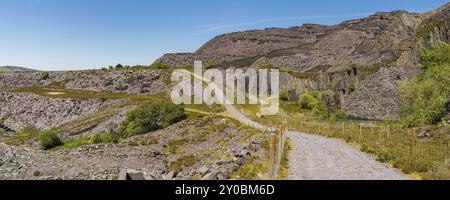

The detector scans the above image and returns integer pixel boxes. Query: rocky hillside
[157,3,449,120]
[0,70,170,95]
[0,66,37,72]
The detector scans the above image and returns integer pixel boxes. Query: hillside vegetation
[399,43,450,127]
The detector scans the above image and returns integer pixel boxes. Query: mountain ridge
[0,66,38,72]
[156,3,449,70]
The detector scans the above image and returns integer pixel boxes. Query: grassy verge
[286,119,449,180]
[277,138,291,180]
[236,101,449,180]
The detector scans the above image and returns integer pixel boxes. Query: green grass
[54,108,121,136]
[3,125,40,146]
[277,138,292,180]
[230,156,266,180]
[52,132,120,150]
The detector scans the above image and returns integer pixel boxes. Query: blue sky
[0,0,448,71]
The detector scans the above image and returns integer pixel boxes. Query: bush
[347,83,355,93]
[420,43,450,70]
[330,109,348,121]
[119,100,185,137]
[38,130,62,150]
[311,101,329,119]
[150,62,170,70]
[89,132,119,144]
[279,90,289,101]
[298,91,330,119]
[298,91,319,109]
[399,43,450,127]
[89,133,103,144]
[206,59,215,69]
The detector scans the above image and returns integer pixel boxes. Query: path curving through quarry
[189,70,410,180]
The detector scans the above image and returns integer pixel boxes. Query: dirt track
[287,131,411,180]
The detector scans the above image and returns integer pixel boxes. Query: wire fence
[280,119,449,179]
[266,121,288,180]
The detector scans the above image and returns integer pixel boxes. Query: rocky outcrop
[156,3,449,120]
[157,24,330,67]
[157,11,427,70]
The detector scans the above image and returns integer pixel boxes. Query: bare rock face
[156,24,330,67]
[0,92,120,131]
[157,11,425,70]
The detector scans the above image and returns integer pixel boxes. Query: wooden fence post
[387,125,390,138]
[359,125,362,144]
[411,128,416,166]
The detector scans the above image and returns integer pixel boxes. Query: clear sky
[0,0,448,71]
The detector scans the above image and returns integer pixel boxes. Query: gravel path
[287,131,411,180]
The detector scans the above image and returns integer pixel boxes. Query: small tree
[298,91,319,109]
[38,130,62,150]
[311,101,329,119]
[279,90,289,101]
[115,64,124,69]
[330,109,348,121]
[399,43,450,127]
[119,100,185,137]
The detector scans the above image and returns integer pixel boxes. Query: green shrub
[399,43,450,127]
[420,43,450,70]
[311,101,329,119]
[298,91,319,109]
[347,83,356,93]
[206,59,215,69]
[376,151,393,163]
[89,133,103,144]
[38,130,62,150]
[150,62,170,70]
[119,100,185,137]
[330,109,348,121]
[279,90,289,101]
[298,91,330,119]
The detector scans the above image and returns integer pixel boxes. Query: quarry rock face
[157,3,449,120]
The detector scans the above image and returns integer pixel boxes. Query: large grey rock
[118,169,145,180]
